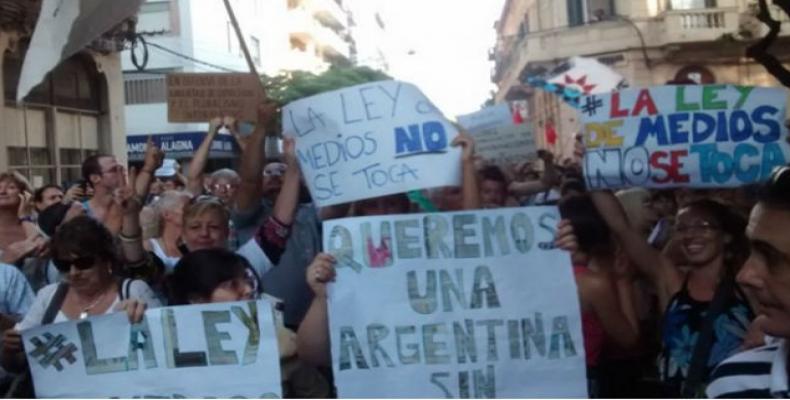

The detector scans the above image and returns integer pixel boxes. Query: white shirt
[15,280,162,331]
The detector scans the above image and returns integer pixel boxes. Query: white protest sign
[282,80,461,207]
[22,300,281,398]
[323,207,587,398]
[457,104,537,166]
[579,85,789,189]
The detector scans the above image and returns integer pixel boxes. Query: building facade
[345,0,391,73]
[122,0,354,165]
[492,0,790,158]
[0,1,131,187]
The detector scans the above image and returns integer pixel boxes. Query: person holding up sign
[167,248,330,398]
[577,190,754,396]
[555,195,641,395]
[1,216,161,376]
[296,132,482,367]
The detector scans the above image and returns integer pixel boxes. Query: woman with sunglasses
[1,216,161,374]
[559,190,753,396]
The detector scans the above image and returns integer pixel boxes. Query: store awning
[127,131,238,161]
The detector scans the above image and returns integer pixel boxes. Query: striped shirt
[706,337,789,398]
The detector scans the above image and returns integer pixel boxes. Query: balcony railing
[305,0,347,29]
[288,7,350,59]
[676,10,726,29]
[662,7,739,43]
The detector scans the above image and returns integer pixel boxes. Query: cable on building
[127,32,243,74]
[130,34,149,71]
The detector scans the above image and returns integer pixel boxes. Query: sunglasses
[190,194,224,205]
[52,255,96,272]
[263,163,287,177]
[770,166,790,187]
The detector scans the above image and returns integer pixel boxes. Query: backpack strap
[118,278,134,301]
[42,283,69,325]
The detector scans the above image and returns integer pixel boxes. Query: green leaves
[261,66,391,107]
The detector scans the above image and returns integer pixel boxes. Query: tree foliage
[261,66,392,107]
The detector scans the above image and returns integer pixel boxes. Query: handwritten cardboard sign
[579,85,790,189]
[23,300,281,398]
[457,104,537,167]
[323,207,588,398]
[282,80,462,207]
[167,73,263,122]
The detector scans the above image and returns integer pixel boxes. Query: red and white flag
[547,56,626,96]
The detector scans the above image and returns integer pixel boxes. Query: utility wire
[145,40,243,73]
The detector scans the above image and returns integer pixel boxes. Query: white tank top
[149,238,181,273]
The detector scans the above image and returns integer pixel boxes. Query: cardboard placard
[167,73,263,122]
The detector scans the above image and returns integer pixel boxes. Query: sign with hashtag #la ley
[21,300,282,398]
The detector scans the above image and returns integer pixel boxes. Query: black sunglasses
[770,166,790,186]
[52,255,96,272]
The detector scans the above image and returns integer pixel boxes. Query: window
[250,36,261,65]
[668,0,717,10]
[140,1,170,13]
[588,0,616,21]
[123,75,167,105]
[290,37,307,51]
[137,1,172,33]
[4,48,101,186]
[518,13,530,38]
[568,0,585,27]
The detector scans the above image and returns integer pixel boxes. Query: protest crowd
[0,72,787,398]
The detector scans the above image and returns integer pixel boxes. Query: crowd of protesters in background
[0,98,787,398]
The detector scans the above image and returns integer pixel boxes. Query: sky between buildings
[374,0,505,118]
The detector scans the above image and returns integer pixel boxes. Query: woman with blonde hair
[0,172,33,253]
[143,190,192,272]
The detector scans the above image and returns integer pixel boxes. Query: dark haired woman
[167,249,255,305]
[168,249,329,397]
[556,194,640,396]
[1,216,160,374]
[580,191,753,397]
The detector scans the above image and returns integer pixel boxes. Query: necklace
[77,287,112,320]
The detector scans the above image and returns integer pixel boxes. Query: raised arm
[187,118,221,196]
[508,150,558,197]
[272,138,300,226]
[451,132,481,210]
[590,191,682,297]
[119,139,163,278]
[236,104,276,214]
[297,253,336,367]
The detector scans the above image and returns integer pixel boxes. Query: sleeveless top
[148,238,181,273]
[658,276,753,392]
[573,265,606,367]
